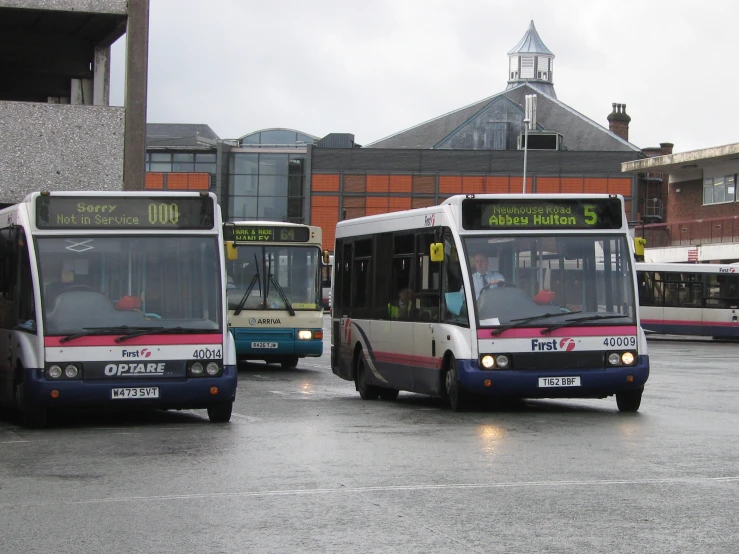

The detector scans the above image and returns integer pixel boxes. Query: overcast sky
[110,0,738,153]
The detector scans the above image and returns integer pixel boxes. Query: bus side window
[441,230,468,326]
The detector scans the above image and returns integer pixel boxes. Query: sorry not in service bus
[0,191,237,426]
[224,221,328,368]
[332,194,649,412]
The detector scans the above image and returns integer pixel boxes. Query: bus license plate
[251,342,278,349]
[538,377,581,388]
[111,387,160,399]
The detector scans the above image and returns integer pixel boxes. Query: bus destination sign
[224,225,310,243]
[462,198,623,231]
[35,196,215,230]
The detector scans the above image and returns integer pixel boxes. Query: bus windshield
[227,244,321,311]
[36,235,223,335]
[463,234,636,328]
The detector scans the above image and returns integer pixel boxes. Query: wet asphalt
[1,319,738,554]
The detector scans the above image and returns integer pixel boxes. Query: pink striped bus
[331,194,649,412]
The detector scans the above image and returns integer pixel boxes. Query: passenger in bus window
[388,288,414,319]
[471,252,505,299]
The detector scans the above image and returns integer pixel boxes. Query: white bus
[224,221,328,369]
[332,194,649,412]
[636,262,739,338]
[0,191,237,427]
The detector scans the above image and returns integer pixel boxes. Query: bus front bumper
[230,328,323,358]
[22,365,238,409]
[457,355,650,398]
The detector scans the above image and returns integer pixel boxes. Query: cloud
[111,0,739,152]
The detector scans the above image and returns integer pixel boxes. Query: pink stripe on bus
[372,351,443,370]
[44,335,223,347]
[477,326,638,339]
[641,319,738,328]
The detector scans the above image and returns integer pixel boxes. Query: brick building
[309,21,647,250]
[623,143,739,263]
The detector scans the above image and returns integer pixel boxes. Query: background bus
[321,254,334,311]
[636,262,739,338]
[332,194,649,412]
[224,221,327,369]
[0,191,237,427]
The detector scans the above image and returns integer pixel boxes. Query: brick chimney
[659,142,674,155]
[607,103,631,142]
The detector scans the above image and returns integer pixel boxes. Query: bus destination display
[35,196,215,230]
[224,225,310,243]
[462,198,623,230]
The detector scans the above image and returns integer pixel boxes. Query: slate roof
[146,123,220,148]
[364,83,641,152]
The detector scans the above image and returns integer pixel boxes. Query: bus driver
[471,252,505,299]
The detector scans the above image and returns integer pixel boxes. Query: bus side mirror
[430,243,444,262]
[226,241,238,261]
[323,249,330,265]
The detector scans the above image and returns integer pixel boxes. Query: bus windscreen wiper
[115,327,218,343]
[268,274,296,316]
[234,253,263,316]
[59,326,159,343]
[234,273,260,316]
[491,311,582,336]
[541,314,631,334]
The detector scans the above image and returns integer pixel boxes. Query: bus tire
[355,354,379,400]
[207,401,233,423]
[15,381,47,428]
[444,354,469,412]
[616,389,643,412]
[281,356,299,370]
[378,388,399,401]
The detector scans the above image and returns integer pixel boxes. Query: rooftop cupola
[506,20,556,98]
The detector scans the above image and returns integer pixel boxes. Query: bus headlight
[47,365,62,379]
[297,330,312,340]
[607,353,621,366]
[206,362,220,376]
[190,362,204,376]
[621,352,636,365]
[64,365,79,378]
[480,354,510,370]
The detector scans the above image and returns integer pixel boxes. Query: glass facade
[240,130,316,147]
[145,152,217,175]
[227,152,306,223]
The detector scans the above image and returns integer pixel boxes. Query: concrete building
[623,143,739,263]
[0,0,149,205]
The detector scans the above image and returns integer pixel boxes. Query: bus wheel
[281,356,299,370]
[378,388,399,401]
[355,355,379,400]
[616,389,643,412]
[15,382,47,428]
[207,401,233,423]
[444,354,469,412]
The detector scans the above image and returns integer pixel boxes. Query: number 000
[148,203,180,225]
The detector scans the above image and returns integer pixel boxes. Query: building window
[145,151,217,183]
[703,175,736,205]
[227,152,306,223]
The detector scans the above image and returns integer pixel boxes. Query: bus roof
[336,193,628,237]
